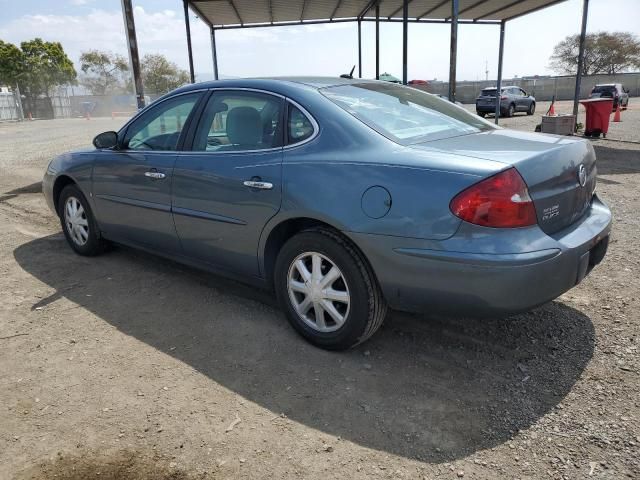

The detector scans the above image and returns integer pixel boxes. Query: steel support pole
[358,19,362,78]
[183,0,195,83]
[573,0,589,117]
[495,20,505,124]
[402,0,408,85]
[375,3,380,79]
[448,0,459,101]
[121,0,144,108]
[210,26,219,80]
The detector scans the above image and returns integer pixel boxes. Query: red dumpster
[580,98,614,138]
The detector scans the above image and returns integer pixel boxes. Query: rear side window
[287,104,315,145]
[192,90,284,152]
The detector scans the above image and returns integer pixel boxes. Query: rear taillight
[450,168,537,228]
[500,95,508,100]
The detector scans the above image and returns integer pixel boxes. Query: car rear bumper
[348,195,611,317]
[476,103,504,113]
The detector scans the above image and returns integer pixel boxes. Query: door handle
[243,180,273,190]
[145,171,166,179]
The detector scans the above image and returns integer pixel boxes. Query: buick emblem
[578,164,587,187]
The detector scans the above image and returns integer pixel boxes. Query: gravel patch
[0,115,638,479]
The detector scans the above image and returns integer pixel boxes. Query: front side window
[124,93,201,151]
[192,91,284,152]
[322,83,495,144]
[287,104,315,145]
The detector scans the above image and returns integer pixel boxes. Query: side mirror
[93,131,118,149]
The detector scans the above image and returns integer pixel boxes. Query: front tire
[58,184,106,256]
[274,228,387,350]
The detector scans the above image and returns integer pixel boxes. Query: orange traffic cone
[613,103,621,122]
[547,102,556,116]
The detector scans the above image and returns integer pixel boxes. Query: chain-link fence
[0,90,24,121]
[421,72,640,104]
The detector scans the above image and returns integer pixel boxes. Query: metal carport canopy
[125,0,585,126]
[188,0,567,28]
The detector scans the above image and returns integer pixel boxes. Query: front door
[93,92,203,252]
[172,89,285,277]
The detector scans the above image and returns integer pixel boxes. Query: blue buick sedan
[43,78,611,350]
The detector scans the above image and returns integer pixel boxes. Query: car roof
[173,76,380,95]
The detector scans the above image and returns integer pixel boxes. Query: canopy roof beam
[229,0,244,25]
[331,0,343,20]
[417,0,449,20]
[476,0,528,21]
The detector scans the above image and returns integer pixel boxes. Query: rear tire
[274,228,387,350]
[477,111,486,118]
[506,103,515,117]
[58,184,106,256]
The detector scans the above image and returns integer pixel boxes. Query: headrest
[226,106,261,147]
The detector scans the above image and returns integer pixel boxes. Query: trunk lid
[410,129,597,234]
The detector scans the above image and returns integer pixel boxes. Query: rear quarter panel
[269,88,509,241]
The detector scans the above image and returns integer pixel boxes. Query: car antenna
[340,65,356,79]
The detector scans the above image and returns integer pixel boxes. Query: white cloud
[0,7,287,81]
[3,0,637,82]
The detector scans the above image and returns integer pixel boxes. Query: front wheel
[274,229,387,350]
[527,102,536,115]
[58,184,107,256]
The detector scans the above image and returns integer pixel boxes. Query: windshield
[322,83,496,144]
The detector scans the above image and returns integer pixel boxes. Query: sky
[0,0,639,84]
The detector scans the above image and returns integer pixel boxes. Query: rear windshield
[321,83,496,144]
[480,88,498,96]
[592,85,615,93]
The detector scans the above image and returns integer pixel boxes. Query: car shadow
[0,182,42,203]
[14,235,595,462]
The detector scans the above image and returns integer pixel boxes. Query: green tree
[20,38,77,97]
[79,50,129,95]
[550,31,640,75]
[0,40,24,88]
[141,53,189,95]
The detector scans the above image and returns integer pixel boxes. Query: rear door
[172,89,285,278]
[92,91,203,252]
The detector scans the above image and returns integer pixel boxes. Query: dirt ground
[0,112,639,480]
